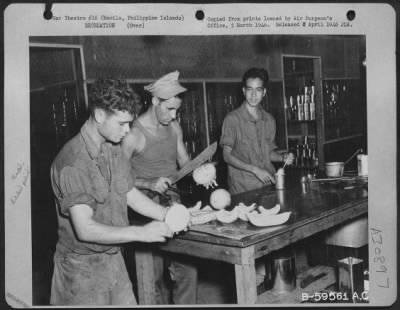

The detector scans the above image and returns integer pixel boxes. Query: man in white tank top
[122,71,198,304]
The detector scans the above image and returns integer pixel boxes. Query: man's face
[98,110,133,143]
[154,96,182,126]
[243,77,266,107]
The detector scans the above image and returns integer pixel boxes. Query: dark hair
[88,78,138,116]
[242,68,269,88]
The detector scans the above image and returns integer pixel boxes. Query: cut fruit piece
[164,204,191,233]
[188,201,202,213]
[247,211,291,227]
[234,203,257,221]
[202,205,213,212]
[258,204,281,215]
[190,211,217,225]
[216,209,239,224]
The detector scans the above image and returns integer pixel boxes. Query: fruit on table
[190,210,218,225]
[202,205,213,212]
[188,201,202,213]
[193,163,217,187]
[216,209,239,224]
[247,211,291,227]
[210,188,231,210]
[258,204,281,215]
[233,202,257,221]
[164,203,191,233]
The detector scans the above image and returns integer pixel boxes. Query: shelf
[323,134,364,145]
[287,120,316,123]
[287,134,316,138]
[284,71,314,77]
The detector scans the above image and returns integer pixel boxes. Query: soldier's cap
[144,71,187,99]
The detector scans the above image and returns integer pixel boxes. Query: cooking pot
[325,162,345,177]
[325,149,363,178]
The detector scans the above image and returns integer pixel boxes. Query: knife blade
[169,141,217,184]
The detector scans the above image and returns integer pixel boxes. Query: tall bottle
[288,96,293,121]
[297,95,303,121]
[284,97,290,120]
[310,92,316,120]
[304,87,310,121]
[292,96,298,121]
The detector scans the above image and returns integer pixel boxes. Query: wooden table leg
[234,262,257,304]
[134,248,156,305]
[234,246,257,304]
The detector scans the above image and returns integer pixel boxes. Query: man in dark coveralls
[50,79,173,305]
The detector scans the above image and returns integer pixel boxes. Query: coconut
[210,188,231,210]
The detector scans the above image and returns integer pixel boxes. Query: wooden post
[134,248,156,305]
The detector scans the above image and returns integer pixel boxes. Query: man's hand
[139,221,173,242]
[150,177,171,194]
[252,166,276,184]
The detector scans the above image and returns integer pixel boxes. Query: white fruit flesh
[210,189,231,210]
[165,204,191,232]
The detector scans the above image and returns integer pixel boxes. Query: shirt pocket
[89,169,108,204]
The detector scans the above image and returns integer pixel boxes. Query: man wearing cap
[122,71,198,304]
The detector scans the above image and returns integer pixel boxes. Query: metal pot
[324,148,363,178]
[325,162,345,177]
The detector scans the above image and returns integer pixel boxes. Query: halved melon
[164,204,191,232]
[216,209,239,224]
[258,204,281,215]
[234,203,257,221]
[247,211,291,227]
[190,210,217,225]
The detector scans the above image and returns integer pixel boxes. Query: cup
[275,171,285,190]
[357,155,368,176]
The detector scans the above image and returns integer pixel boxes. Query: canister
[275,169,285,190]
[264,251,296,292]
[357,155,368,176]
[337,257,364,301]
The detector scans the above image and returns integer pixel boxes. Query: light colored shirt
[220,103,277,194]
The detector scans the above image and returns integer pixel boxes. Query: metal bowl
[325,162,344,177]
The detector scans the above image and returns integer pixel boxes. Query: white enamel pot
[325,162,345,177]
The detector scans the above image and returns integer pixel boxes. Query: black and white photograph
[3,3,397,308]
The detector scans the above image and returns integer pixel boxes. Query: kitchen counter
[133,176,368,305]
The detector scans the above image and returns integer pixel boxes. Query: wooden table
[134,178,368,305]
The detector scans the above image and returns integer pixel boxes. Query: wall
[31,35,365,81]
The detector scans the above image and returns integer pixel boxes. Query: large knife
[169,141,217,184]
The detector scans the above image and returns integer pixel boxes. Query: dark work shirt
[51,120,134,255]
[220,103,277,194]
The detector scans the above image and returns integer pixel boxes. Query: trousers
[153,250,198,304]
[50,250,136,305]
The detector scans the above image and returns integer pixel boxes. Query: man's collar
[80,120,103,159]
[239,102,267,122]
